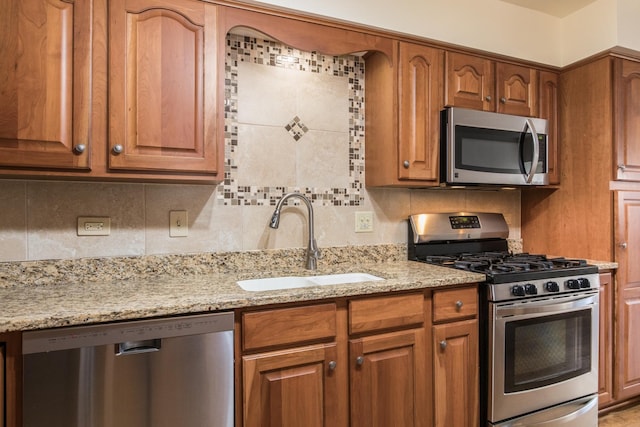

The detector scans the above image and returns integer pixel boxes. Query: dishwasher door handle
[116,339,162,356]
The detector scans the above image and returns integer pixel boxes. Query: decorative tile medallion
[220,32,365,206]
[285,116,309,141]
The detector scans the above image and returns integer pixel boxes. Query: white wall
[246,0,640,67]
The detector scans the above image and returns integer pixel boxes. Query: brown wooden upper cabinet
[0,0,92,170]
[614,58,640,182]
[108,0,220,175]
[445,52,538,117]
[365,42,444,187]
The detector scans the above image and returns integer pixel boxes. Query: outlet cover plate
[77,217,111,236]
[355,211,374,233]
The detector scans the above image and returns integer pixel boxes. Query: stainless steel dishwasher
[22,312,234,427]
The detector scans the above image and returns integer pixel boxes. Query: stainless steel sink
[237,272,384,292]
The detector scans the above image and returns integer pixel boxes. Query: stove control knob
[545,281,560,292]
[524,284,538,295]
[512,285,526,297]
[578,278,591,288]
[566,279,580,290]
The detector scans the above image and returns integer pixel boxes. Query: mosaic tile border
[219,33,365,206]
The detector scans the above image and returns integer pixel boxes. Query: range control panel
[488,273,600,302]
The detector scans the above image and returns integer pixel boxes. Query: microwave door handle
[523,118,540,183]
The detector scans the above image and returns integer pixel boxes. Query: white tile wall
[0,34,521,263]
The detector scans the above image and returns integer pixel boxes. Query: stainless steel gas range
[408,212,599,427]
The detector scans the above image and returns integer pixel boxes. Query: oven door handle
[495,294,597,319]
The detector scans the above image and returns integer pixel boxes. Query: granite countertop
[0,260,484,334]
[0,244,617,334]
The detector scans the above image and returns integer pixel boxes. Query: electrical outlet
[170,210,188,237]
[77,217,111,236]
[355,211,374,233]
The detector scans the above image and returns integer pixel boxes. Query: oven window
[504,310,591,393]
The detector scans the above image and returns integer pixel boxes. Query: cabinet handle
[485,95,492,102]
[440,340,447,350]
[73,144,86,154]
[403,160,410,169]
[500,97,507,104]
[455,300,463,310]
[356,356,364,366]
[619,242,628,249]
[112,144,124,155]
[328,360,337,371]
[618,164,626,171]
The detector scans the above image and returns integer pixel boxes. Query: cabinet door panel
[242,344,339,427]
[539,71,560,184]
[614,58,640,181]
[496,63,537,116]
[398,43,443,181]
[350,329,427,427]
[598,272,613,407]
[445,52,494,111]
[615,191,640,400]
[433,319,478,427]
[109,0,218,174]
[1,343,4,425]
[0,0,91,169]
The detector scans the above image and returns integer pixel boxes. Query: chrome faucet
[269,192,320,270]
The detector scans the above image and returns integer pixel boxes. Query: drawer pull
[455,300,463,310]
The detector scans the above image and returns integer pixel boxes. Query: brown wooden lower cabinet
[349,329,427,427]
[599,272,614,406]
[1,343,4,426]
[238,285,479,427]
[0,332,21,427]
[432,319,479,427]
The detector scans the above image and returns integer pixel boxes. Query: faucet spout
[270,192,320,270]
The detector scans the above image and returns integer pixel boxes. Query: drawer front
[349,293,424,335]
[433,285,478,323]
[242,303,337,352]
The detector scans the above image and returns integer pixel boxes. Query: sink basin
[237,273,384,292]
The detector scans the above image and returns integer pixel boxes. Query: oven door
[488,291,598,423]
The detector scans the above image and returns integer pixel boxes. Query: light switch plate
[77,217,111,236]
[170,211,188,237]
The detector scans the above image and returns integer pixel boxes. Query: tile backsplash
[221,32,365,206]
[0,33,522,263]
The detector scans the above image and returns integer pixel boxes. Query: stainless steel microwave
[440,107,549,186]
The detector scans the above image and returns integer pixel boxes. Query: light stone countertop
[0,260,484,333]
[0,244,616,334]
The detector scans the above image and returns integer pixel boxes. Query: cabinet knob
[618,164,626,171]
[73,144,86,154]
[403,160,410,169]
[356,356,364,366]
[500,97,507,104]
[440,340,447,350]
[455,300,463,310]
[328,361,337,371]
[619,242,628,249]
[485,95,492,102]
[112,144,124,155]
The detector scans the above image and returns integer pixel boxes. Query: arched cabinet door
[445,52,495,111]
[398,43,444,182]
[0,0,91,170]
[108,0,219,175]
[614,58,640,182]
